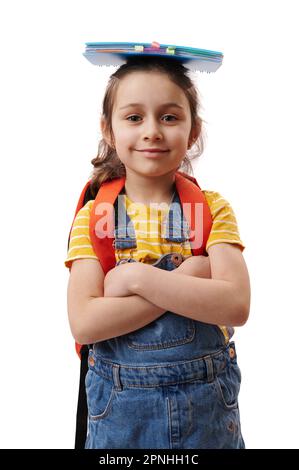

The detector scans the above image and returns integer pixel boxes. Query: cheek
[115,126,135,146]
[169,128,189,147]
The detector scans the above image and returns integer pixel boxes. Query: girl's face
[105,71,198,178]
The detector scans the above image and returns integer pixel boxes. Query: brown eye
[127,115,141,122]
[162,115,177,122]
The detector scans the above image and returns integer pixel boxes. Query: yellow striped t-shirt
[65,190,245,269]
[65,190,245,344]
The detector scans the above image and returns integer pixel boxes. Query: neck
[124,170,177,205]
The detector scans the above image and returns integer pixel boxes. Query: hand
[104,262,145,297]
[177,255,211,279]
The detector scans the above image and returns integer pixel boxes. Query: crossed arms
[67,244,250,344]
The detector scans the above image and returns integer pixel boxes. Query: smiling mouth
[135,149,169,153]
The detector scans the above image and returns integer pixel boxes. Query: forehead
[114,71,188,109]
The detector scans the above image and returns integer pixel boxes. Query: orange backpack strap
[174,171,212,256]
[89,176,126,274]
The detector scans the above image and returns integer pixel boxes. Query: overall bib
[85,189,245,449]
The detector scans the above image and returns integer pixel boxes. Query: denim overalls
[85,190,245,449]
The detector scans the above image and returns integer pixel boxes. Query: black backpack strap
[74,344,90,449]
[83,184,94,206]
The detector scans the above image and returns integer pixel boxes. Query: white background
[0,0,298,449]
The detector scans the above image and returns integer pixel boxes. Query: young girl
[65,55,250,449]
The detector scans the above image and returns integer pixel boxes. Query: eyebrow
[119,102,184,110]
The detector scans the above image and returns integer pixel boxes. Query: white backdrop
[0,0,298,449]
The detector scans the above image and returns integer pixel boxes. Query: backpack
[67,170,213,448]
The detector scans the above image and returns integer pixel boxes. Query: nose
[142,117,163,141]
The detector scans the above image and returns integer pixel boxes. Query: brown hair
[89,56,206,197]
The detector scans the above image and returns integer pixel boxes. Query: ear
[188,117,202,149]
[100,116,115,148]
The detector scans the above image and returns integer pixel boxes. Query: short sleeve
[203,190,245,252]
[64,200,98,269]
